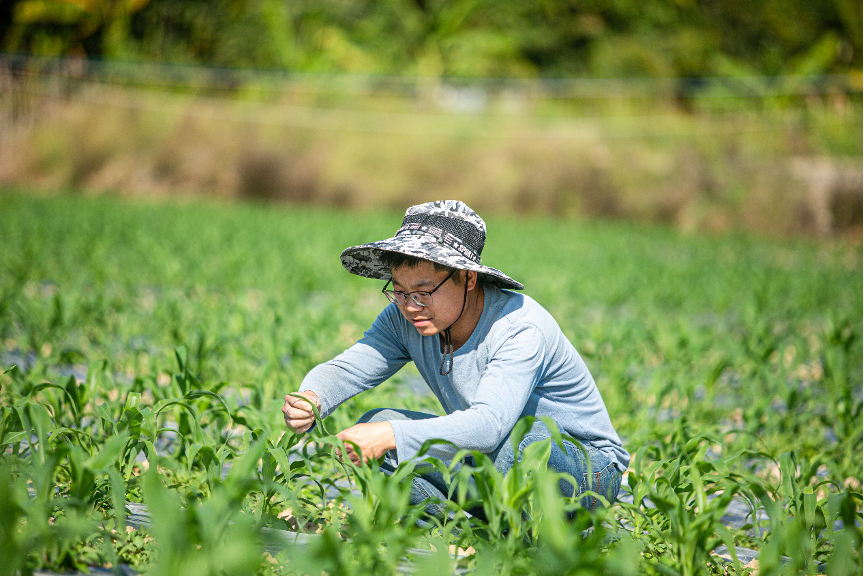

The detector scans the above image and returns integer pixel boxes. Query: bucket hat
[340,200,523,290]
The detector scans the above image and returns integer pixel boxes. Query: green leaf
[30,382,79,420]
[185,389,232,418]
[803,486,817,528]
[87,433,129,471]
[520,436,552,473]
[1,430,27,448]
[107,467,126,532]
[509,415,535,455]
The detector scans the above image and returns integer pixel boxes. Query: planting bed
[1,192,861,574]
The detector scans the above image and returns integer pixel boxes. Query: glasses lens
[411,292,433,306]
[384,291,404,304]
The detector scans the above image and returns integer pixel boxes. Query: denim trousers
[357,408,622,524]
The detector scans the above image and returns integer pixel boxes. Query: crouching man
[282,200,629,518]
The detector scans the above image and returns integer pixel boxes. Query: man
[282,200,629,515]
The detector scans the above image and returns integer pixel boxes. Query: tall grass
[1,63,861,239]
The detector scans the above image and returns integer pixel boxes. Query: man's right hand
[282,390,321,434]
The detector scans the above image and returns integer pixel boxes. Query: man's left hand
[335,422,396,465]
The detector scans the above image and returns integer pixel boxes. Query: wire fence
[0,54,860,238]
[2,53,861,103]
[2,53,861,140]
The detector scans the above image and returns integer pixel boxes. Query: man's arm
[389,323,545,463]
[290,304,410,421]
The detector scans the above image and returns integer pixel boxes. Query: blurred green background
[0,0,861,237]
[2,0,860,77]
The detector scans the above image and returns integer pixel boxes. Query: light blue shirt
[300,286,630,472]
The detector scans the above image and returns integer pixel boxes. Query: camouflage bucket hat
[340,200,524,290]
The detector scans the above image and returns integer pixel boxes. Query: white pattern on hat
[405,200,487,235]
[340,200,523,290]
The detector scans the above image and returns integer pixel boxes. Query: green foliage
[1,0,860,76]
[0,192,861,575]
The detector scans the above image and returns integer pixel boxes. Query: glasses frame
[382,269,458,307]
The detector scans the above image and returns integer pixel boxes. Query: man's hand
[282,390,321,434]
[336,422,396,466]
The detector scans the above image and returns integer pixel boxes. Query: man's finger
[286,394,317,411]
[340,441,364,464]
[343,446,361,465]
[286,415,314,427]
[286,418,314,433]
[287,422,312,433]
[284,411,313,426]
[284,406,315,420]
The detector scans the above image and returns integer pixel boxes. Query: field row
[1,192,861,574]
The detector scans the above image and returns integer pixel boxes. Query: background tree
[1,0,860,77]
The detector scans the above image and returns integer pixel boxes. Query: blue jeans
[357,408,622,524]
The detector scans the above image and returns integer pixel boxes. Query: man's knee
[491,419,557,473]
[356,407,437,425]
[515,419,557,455]
[356,408,403,424]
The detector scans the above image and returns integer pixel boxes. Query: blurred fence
[3,54,860,113]
[1,54,861,237]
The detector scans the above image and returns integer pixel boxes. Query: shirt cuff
[388,419,408,464]
[297,385,330,419]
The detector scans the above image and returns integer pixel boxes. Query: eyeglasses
[382,269,458,307]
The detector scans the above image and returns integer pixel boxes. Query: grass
[2,69,862,238]
[0,191,861,574]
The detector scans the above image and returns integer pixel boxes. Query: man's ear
[467,270,478,291]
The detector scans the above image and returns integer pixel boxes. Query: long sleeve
[389,322,545,462]
[299,305,410,418]
[299,287,630,474]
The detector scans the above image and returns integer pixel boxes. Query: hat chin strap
[439,271,469,376]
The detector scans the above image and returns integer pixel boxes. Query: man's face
[390,262,467,337]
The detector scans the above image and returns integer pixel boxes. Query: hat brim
[341,235,524,291]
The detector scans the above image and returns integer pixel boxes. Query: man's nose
[404,298,424,312]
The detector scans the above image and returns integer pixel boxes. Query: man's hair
[378,251,464,285]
